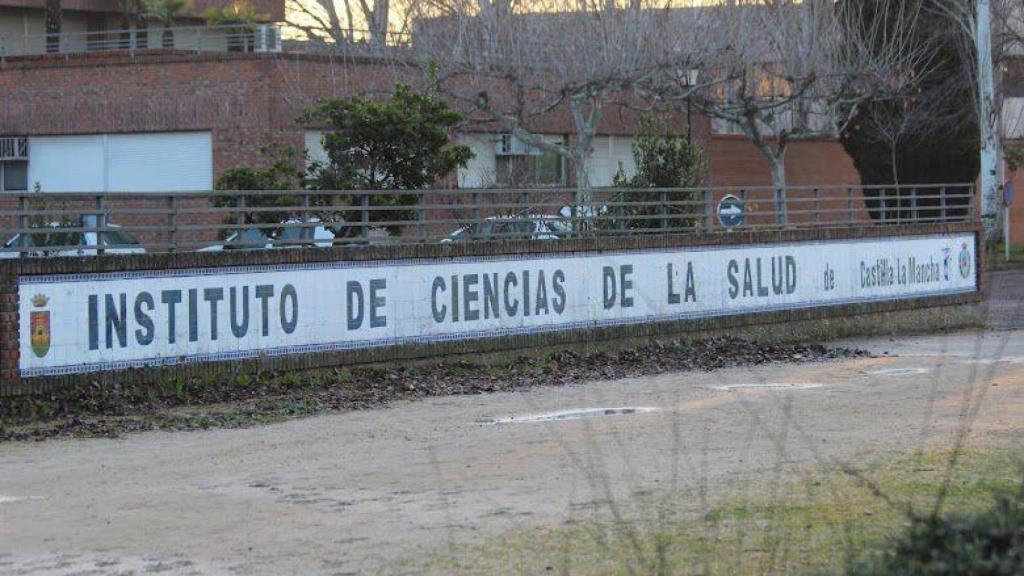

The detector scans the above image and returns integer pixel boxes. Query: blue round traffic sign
[717,194,745,228]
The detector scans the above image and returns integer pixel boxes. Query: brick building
[8,0,1023,242]
[0,0,865,195]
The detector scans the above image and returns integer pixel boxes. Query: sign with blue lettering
[19,234,977,377]
[717,194,745,228]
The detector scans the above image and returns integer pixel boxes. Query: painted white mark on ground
[899,353,1024,364]
[867,368,931,376]
[0,495,45,504]
[711,383,823,391]
[492,407,658,425]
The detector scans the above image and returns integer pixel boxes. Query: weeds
[0,337,866,441]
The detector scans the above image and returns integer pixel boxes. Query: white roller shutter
[26,132,212,193]
[456,133,497,188]
[106,132,212,192]
[27,135,105,192]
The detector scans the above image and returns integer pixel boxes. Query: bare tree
[412,0,701,223]
[286,0,415,46]
[932,0,1006,240]
[653,0,928,225]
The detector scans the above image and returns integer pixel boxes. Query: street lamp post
[686,68,699,144]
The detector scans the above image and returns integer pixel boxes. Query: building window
[0,136,29,192]
[1,161,28,192]
[496,150,564,187]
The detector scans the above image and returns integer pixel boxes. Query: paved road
[982,268,1024,329]
[1,272,1023,575]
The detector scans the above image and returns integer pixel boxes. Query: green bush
[849,495,1024,576]
[609,115,707,233]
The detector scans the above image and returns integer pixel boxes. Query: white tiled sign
[19,234,977,376]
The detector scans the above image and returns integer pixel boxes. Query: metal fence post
[703,189,713,233]
[471,191,480,239]
[895,187,902,225]
[360,193,369,241]
[814,187,821,226]
[95,195,106,255]
[847,187,853,224]
[739,189,747,230]
[659,190,668,233]
[417,193,427,240]
[167,195,177,252]
[940,186,947,223]
[18,195,28,249]
[236,195,246,227]
[616,191,625,233]
[910,188,918,223]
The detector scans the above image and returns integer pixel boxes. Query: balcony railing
[0,184,976,256]
[0,23,283,59]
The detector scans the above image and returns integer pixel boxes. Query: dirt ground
[1,273,1023,575]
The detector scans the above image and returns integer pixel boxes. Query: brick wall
[1,52,864,188]
[1009,167,1024,244]
[0,222,982,394]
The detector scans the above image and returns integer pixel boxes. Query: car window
[227,229,271,249]
[489,219,532,238]
[26,231,84,248]
[101,230,139,246]
[276,226,310,245]
[545,219,573,236]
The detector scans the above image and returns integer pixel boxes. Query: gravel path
[1,326,1022,575]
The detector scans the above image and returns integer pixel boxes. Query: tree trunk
[976,0,1002,243]
[767,154,787,226]
[574,153,593,232]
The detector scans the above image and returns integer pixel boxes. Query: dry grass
[414,444,1022,576]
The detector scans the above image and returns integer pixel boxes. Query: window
[0,136,29,192]
[1,161,28,192]
[496,151,564,187]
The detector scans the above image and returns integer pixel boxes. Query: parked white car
[443,214,573,242]
[0,222,145,258]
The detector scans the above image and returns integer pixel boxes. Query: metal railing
[0,184,975,256]
[0,24,282,59]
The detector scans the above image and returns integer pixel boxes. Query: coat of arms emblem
[959,242,972,279]
[30,293,50,358]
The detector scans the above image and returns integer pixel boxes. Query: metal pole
[95,195,106,255]
[418,193,426,241]
[659,190,668,232]
[167,195,177,252]
[360,193,369,241]
[18,195,27,250]
[1005,199,1011,261]
[687,95,693,144]
[471,191,480,239]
